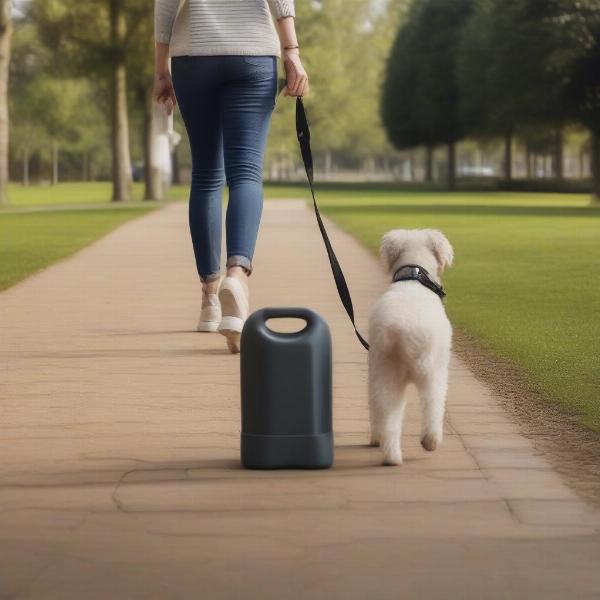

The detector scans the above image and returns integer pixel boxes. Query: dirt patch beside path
[454,329,600,505]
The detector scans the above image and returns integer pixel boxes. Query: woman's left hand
[283,50,309,97]
[153,71,177,115]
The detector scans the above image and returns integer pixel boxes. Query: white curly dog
[368,229,454,466]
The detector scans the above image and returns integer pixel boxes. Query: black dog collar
[392,264,446,299]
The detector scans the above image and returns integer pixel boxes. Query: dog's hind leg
[416,367,448,452]
[369,352,407,465]
[368,403,381,447]
[379,396,407,466]
[368,348,382,446]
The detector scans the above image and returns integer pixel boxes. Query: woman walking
[153,0,308,353]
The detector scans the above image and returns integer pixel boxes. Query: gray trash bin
[240,307,333,469]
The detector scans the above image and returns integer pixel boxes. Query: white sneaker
[197,286,222,332]
[217,276,249,354]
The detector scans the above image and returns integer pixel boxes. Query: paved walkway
[1,201,600,599]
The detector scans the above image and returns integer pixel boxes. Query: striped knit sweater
[155,0,296,58]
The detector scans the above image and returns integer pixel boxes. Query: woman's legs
[172,55,276,293]
[172,57,225,285]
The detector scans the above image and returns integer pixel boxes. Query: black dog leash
[296,97,370,351]
[295,98,448,351]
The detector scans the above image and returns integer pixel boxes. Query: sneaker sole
[218,315,245,333]
[197,321,220,332]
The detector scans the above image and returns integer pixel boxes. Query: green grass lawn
[0,205,156,291]
[266,183,600,430]
[5,181,189,208]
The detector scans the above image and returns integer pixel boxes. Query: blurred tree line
[382,0,600,197]
[0,0,596,205]
[0,0,402,204]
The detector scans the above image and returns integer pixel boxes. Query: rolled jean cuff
[227,255,253,275]
[201,272,221,284]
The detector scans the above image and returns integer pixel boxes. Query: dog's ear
[426,230,454,271]
[380,230,409,271]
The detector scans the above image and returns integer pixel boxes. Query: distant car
[132,164,145,182]
[458,166,496,177]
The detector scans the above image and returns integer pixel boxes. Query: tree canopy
[381,0,600,196]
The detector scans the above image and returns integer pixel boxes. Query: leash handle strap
[295,97,370,351]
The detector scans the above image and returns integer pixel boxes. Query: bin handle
[260,307,315,329]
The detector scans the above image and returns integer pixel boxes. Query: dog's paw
[380,431,402,465]
[382,451,403,466]
[421,432,442,452]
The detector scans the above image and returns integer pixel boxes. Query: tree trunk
[23,147,29,186]
[591,130,600,201]
[526,143,532,179]
[171,145,181,185]
[324,151,332,177]
[51,139,59,185]
[447,142,456,190]
[144,91,163,201]
[110,0,132,202]
[553,130,564,180]
[0,0,12,205]
[424,145,433,183]
[503,131,512,181]
[82,151,88,182]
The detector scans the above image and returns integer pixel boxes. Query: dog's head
[380,229,454,279]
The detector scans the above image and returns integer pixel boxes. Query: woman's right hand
[283,50,309,98]
[153,72,177,115]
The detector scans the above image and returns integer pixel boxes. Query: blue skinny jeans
[171,55,278,282]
